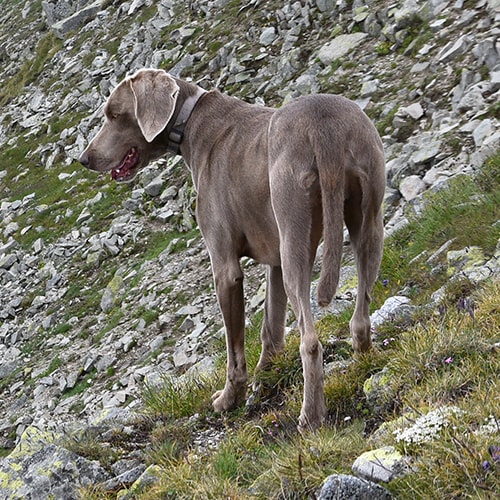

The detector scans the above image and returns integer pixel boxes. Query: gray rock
[170,27,196,45]
[411,140,442,164]
[259,27,277,46]
[173,344,197,368]
[457,88,486,113]
[100,271,126,312]
[315,0,335,12]
[51,0,107,38]
[3,222,19,238]
[0,253,17,270]
[95,354,117,372]
[370,296,413,328]
[318,474,392,500]
[128,0,147,16]
[363,367,395,415]
[437,35,472,63]
[360,79,379,98]
[352,446,410,483]
[400,102,424,120]
[76,207,92,224]
[176,304,201,316]
[317,33,368,65]
[0,360,19,380]
[472,119,494,147]
[0,437,110,499]
[144,176,165,197]
[103,463,147,491]
[120,464,163,497]
[42,1,75,26]
[399,174,426,201]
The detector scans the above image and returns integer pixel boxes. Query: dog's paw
[212,391,234,412]
[297,412,324,434]
[211,385,246,412]
[297,400,327,434]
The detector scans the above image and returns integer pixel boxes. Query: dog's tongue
[111,148,136,181]
[111,166,129,181]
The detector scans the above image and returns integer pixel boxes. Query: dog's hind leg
[255,265,287,373]
[210,257,248,412]
[269,169,326,432]
[344,178,384,353]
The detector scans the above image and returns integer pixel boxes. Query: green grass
[0,32,63,107]
[142,373,222,421]
[374,154,500,306]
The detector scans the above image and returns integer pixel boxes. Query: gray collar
[167,88,206,155]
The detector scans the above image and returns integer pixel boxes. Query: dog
[79,69,385,432]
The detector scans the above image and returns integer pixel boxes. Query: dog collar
[167,88,206,155]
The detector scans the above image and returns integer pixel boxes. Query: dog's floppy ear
[129,70,180,143]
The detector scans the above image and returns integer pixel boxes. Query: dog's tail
[316,145,345,307]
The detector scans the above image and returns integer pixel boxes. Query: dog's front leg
[211,259,248,412]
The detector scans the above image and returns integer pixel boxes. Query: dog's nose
[79,151,90,167]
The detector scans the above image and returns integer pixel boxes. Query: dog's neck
[167,86,206,155]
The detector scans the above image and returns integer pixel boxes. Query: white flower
[394,406,465,444]
[475,415,499,436]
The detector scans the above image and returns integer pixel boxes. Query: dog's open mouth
[111,147,139,182]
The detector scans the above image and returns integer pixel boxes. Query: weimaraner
[79,69,385,432]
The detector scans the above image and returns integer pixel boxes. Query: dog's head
[79,69,179,182]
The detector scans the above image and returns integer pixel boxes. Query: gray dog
[80,69,385,432]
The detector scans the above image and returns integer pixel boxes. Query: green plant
[38,356,63,378]
[376,158,500,304]
[142,373,221,420]
[0,32,63,106]
[376,41,392,56]
[61,428,119,470]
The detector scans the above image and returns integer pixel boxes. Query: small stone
[176,304,200,316]
[360,79,379,98]
[401,102,424,120]
[144,176,165,197]
[370,296,413,328]
[259,27,277,46]
[472,119,494,147]
[438,35,471,63]
[33,238,44,254]
[121,334,137,353]
[411,140,442,164]
[352,446,410,483]
[410,61,430,73]
[318,474,392,500]
[318,33,368,64]
[95,354,117,372]
[156,207,175,223]
[0,254,17,270]
[76,207,92,224]
[3,222,19,238]
[173,347,197,369]
[399,175,426,201]
[447,246,486,274]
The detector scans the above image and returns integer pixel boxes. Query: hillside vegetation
[0,0,499,498]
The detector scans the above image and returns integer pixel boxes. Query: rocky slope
[0,0,499,497]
